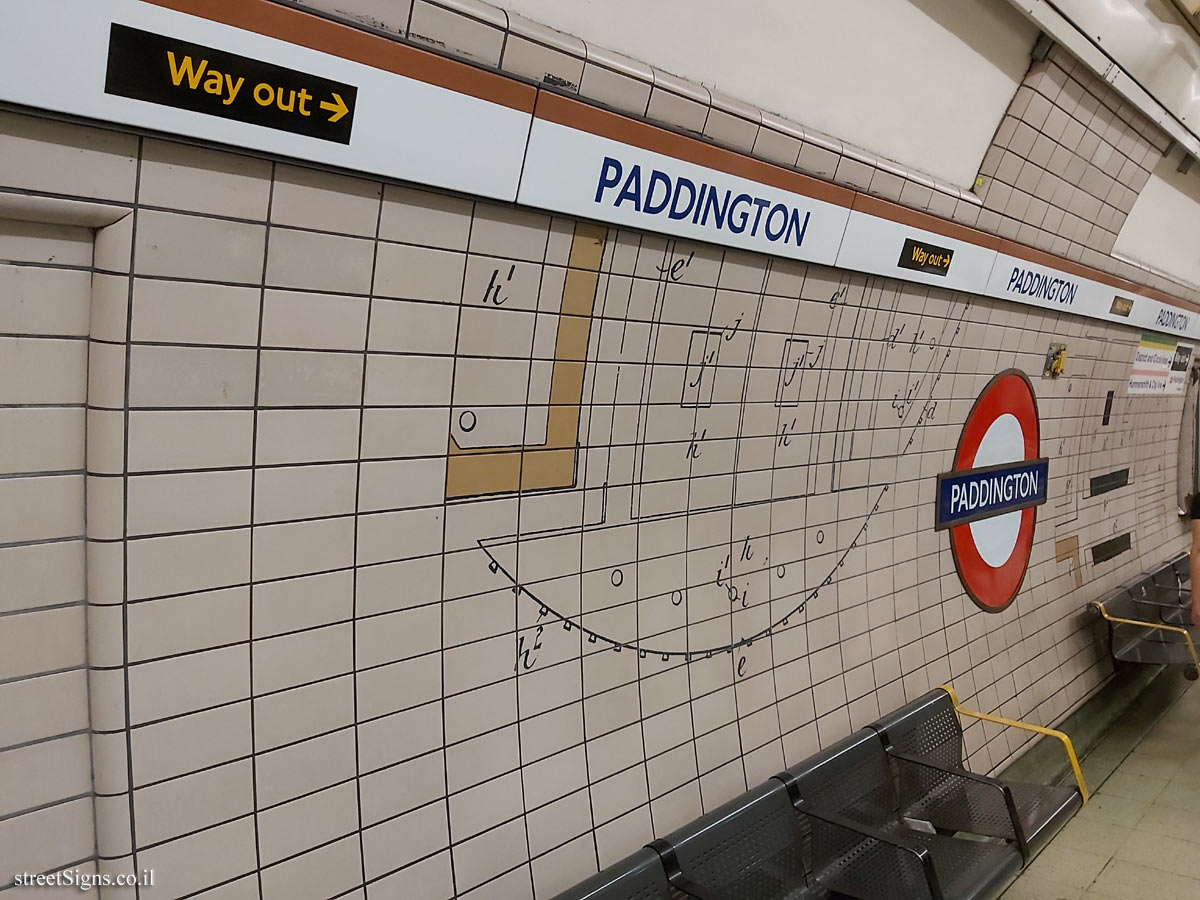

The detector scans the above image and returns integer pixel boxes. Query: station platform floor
[1001,678,1200,900]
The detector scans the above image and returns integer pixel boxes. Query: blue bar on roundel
[935,459,1049,530]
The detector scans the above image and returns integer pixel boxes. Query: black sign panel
[1171,343,1193,373]
[1091,532,1131,565]
[1089,468,1129,497]
[897,238,953,276]
[105,24,357,144]
[1109,296,1134,317]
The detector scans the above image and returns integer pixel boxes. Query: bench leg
[1190,517,1200,629]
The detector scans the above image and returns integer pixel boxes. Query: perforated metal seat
[1148,560,1188,604]
[1146,556,1194,627]
[897,832,1019,900]
[549,847,678,900]
[869,690,1082,862]
[651,780,822,900]
[779,729,1021,900]
[1172,553,1190,584]
[1005,782,1080,857]
[1095,579,1198,670]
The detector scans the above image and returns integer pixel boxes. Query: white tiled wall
[976,45,1169,264]
[0,218,98,889]
[0,107,1189,900]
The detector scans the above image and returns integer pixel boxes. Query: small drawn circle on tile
[611,568,623,587]
[459,410,477,432]
[816,529,825,544]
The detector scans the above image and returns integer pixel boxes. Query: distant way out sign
[104,24,357,143]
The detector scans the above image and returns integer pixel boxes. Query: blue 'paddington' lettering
[670,178,696,221]
[701,186,730,229]
[644,170,671,215]
[594,156,812,247]
[1005,267,1078,305]
[1156,308,1190,332]
[727,193,753,233]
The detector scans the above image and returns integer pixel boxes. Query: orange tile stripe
[535,91,1199,314]
[142,0,535,112]
[854,195,1197,312]
[533,91,856,209]
[143,0,1199,315]
[851,193,1004,252]
[994,237,1191,311]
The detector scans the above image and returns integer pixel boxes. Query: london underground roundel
[936,370,1048,613]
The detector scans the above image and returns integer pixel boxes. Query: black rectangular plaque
[105,24,357,144]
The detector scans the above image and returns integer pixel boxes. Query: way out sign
[936,370,1048,613]
[105,24,357,143]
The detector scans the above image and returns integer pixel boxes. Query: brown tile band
[537,92,1199,314]
[143,0,535,112]
[996,239,1199,312]
[855,197,1199,312]
[851,194,1004,252]
[534,91,858,209]
[144,1,1200,315]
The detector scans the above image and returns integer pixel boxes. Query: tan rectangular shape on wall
[446,221,607,500]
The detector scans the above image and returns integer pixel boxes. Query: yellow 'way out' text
[165,51,346,120]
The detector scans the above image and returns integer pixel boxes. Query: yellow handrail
[1091,601,1200,669]
[939,684,1089,804]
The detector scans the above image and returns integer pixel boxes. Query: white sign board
[0,0,531,201]
[517,118,851,266]
[834,212,998,294]
[1,0,1197,347]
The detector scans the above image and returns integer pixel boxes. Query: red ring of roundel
[948,369,1041,613]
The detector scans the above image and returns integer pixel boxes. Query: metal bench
[868,687,1085,864]
[648,780,819,899]
[549,847,679,900]
[1090,556,1199,680]
[1146,556,1192,626]
[777,729,1023,900]
[551,686,1091,900]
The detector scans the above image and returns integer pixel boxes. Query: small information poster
[1127,332,1179,395]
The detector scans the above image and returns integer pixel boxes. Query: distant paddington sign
[104,24,357,143]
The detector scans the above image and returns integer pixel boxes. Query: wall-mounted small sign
[1043,343,1067,378]
[1110,296,1134,317]
[897,237,953,276]
[104,24,357,143]
[1128,332,1182,395]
